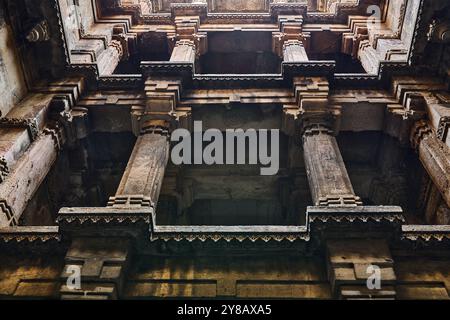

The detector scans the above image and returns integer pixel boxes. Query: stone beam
[411,120,450,208]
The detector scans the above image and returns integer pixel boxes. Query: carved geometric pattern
[437,116,450,142]
[410,120,433,150]
[140,124,170,136]
[318,195,363,207]
[0,200,18,226]
[0,156,9,183]
[151,233,310,243]
[0,118,39,142]
[107,195,153,207]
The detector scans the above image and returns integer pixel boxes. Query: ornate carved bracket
[273,15,310,61]
[26,20,50,42]
[168,16,208,58]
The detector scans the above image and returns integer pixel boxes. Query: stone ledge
[0,226,60,243]
[308,205,405,224]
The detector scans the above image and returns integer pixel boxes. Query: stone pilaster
[302,123,362,206]
[326,239,397,300]
[411,120,450,208]
[283,40,309,62]
[170,39,196,63]
[168,16,207,62]
[97,40,124,76]
[273,15,310,62]
[60,238,131,300]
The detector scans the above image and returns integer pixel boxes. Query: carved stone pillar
[273,15,310,63]
[282,40,309,62]
[97,40,124,76]
[168,16,207,63]
[60,238,131,300]
[0,128,61,226]
[170,40,196,63]
[302,123,362,206]
[411,120,450,208]
[108,121,170,210]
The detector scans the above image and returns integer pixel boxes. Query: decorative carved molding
[0,227,60,244]
[43,125,63,152]
[437,116,450,142]
[401,225,450,243]
[57,207,153,226]
[308,206,405,225]
[410,120,433,151]
[0,157,9,184]
[107,195,153,207]
[0,118,39,142]
[151,232,310,243]
[0,200,17,226]
[26,20,51,42]
[317,195,363,207]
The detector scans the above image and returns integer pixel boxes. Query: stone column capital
[302,122,334,137]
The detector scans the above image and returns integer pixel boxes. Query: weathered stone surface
[0,0,449,301]
[110,130,170,210]
[125,255,331,299]
[0,18,27,117]
[0,131,60,226]
[60,237,131,300]
[303,124,362,206]
[411,120,450,208]
[327,239,397,299]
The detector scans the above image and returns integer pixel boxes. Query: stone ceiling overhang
[45,0,438,91]
[2,206,450,250]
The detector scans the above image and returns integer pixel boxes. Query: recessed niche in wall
[197,31,282,74]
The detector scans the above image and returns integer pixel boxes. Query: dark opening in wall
[337,131,427,224]
[114,32,171,74]
[197,31,282,74]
